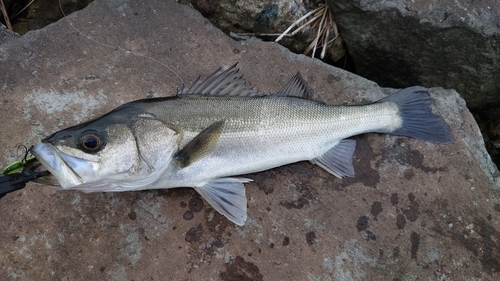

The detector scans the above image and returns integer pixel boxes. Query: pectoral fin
[174,120,225,167]
[194,177,252,226]
[310,139,356,178]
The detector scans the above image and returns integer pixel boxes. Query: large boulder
[0,0,499,280]
[327,0,500,109]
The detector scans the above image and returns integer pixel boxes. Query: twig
[0,0,13,30]
[11,0,36,20]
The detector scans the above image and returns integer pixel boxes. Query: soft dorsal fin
[179,63,262,97]
[174,120,225,167]
[272,72,314,99]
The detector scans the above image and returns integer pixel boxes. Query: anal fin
[194,178,252,226]
[310,139,356,178]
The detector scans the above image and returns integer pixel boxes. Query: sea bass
[29,65,454,225]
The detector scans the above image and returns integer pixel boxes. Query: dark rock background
[327,0,500,108]
[0,0,499,280]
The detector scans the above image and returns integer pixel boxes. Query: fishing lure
[0,146,47,197]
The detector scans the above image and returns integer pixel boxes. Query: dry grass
[275,2,338,59]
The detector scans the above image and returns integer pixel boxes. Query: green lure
[1,157,36,175]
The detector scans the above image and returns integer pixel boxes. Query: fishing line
[57,0,185,86]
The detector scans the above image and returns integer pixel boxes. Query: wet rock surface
[0,0,499,280]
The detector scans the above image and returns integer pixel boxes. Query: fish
[28,64,454,225]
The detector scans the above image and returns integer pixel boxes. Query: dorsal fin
[272,72,314,99]
[179,63,262,97]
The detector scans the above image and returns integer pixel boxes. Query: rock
[180,0,308,34]
[0,0,499,280]
[0,23,19,44]
[327,0,500,109]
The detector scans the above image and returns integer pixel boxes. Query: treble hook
[17,144,30,165]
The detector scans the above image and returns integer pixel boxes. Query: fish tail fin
[377,86,454,143]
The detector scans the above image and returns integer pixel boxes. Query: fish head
[30,104,181,191]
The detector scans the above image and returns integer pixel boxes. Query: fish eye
[78,131,105,153]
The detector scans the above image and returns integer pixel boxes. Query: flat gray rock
[1,0,499,280]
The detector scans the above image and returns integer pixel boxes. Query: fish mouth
[30,143,95,189]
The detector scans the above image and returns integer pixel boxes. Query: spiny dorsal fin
[174,120,225,167]
[272,72,314,99]
[179,63,262,97]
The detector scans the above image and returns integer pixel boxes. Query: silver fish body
[30,65,454,225]
[143,95,397,185]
